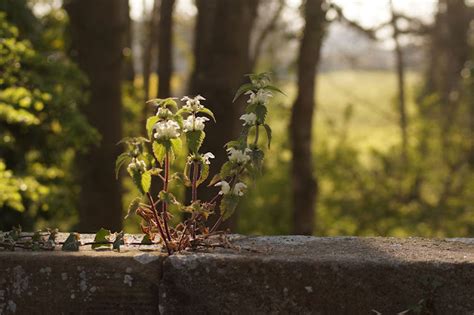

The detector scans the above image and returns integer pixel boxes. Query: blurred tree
[123,0,135,82]
[389,0,408,162]
[290,0,327,235]
[157,0,175,98]
[0,4,97,230]
[250,0,285,70]
[143,0,160,105]
[65,0,128,232]
[190,0,259,229]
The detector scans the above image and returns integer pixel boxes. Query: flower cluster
[153,120,180,140]
[127,159,147,174]
[181,95,205,111]
[246,89,272,105]
[183,115,209,132]
[240,113,257,126]
[215,180,247,196]
[227,147,251,164]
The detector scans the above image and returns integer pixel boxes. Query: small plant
[116,73,282,254]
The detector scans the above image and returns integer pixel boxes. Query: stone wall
[1,235,474,314]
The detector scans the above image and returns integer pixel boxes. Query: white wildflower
[183,115,209,132]
[227,147,251,164]
[203,152,215,165]
[153,120,180,140]
[181,95,205,111]
[215,180,231,195]
[240,113,257,126]
[246,89,272,104]
[233,182,247,196]
[127,159,146,173]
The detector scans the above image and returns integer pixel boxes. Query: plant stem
[147,192,171,255]
[210,216,223,233]
[162,151,172,241]
[192,161,199,202]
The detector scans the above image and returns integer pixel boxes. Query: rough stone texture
[2,235,474,314]
[160,236,474,314]
[0,234,164,314]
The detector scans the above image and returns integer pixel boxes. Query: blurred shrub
[0,8,98,230]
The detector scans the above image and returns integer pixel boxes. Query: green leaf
[197,162,209,186]
[92,228,111,250]
[232,83,254,102]
[170,137,183,158]
[220,194,240,221]
[115,152,130,179]
[186,130,205,153]
[113,232,124,252]
[263,84,286,96]
[153,141,167,166]
[173,114,184,129]
[141,234,153,245]
[198,108,216,122]
[208,173,222,187]
[176,107,192,116]
[130,169,145,194]
[62,233,80,251]
[255,104,267,123]
[182,164,192,187]
[220,161,235,178]
[146,116,160,139]
[263,124,272,148]
[141,171,152,193]
[125,196,141,219]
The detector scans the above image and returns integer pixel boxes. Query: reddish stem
[162,151,172,241]
[146,192,171,255]
[192,161,199,202]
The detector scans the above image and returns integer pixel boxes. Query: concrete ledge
[2,236,474,314]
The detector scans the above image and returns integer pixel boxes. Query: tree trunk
[157,0,175,98]
[143,0,160,103]
[123,0,135,82]
[290,0,326,235]
[190,0,259,230]
[390,0,408,162]
[65,0,127,232]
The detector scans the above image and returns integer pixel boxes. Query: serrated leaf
[130,169,145,194]
[113,232,124,251]
[208,174,222,187]
[92,228,111,250]
[224,140,241,149]
[149,168,163,176]
[186,130,205,153]
[170,137,183,158]
[220,194,240,221]
[125,197,141,219]
[153,141,167,166]
[263,124,272,148]
[62,233,80,251]
[198,108,216,122]
[146,116,160,139]
[232,83,254,102]
[141,171,152,193]
[115,152,130,179]
[255,104,267,123]
[197,162,209,186]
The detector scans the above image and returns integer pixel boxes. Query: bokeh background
[1,0,473,237]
